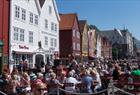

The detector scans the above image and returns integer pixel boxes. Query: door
[35,54,44,69]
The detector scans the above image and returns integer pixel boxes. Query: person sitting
[81,69,94,93]
[48,72,64,94]
[20,72,31,93]
[65,71,79,92]
[90,69,102,92]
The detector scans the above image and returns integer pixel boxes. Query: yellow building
[79,20,89,62]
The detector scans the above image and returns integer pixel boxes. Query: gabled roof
[59,13,77,30]
[38,0,60,21]
[52,0,60,21]
[79,20,87,33]
[35,0,41,14]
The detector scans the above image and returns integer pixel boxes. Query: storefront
[10,44,34,69]
[12,51,33,68]
[33,48,59,67]
[11,42,60,69]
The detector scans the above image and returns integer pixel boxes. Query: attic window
[49,6,52,14]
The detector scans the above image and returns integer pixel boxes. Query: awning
[12,50,33,54]
[0,41,4,47]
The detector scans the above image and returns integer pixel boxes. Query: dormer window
[49,6,52,14]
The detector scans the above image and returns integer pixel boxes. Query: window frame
[29,31,33,43]
[13,27,19,41]
[45,36,48,46]
[54,24,57,32]
[49,6,52,14]
[34,15,38,25]
[45,19,48,29]
[15,5,20,19]
[20,29,24,42]
[54,39,57,47]
[73,42,75,50]
[50,38,53,47]
[51,22,54,31]
[29,12,33,23]
[21,8,26,21]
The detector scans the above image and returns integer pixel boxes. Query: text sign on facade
[19,45,29,50]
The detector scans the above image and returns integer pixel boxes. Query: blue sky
[56,0,140,40]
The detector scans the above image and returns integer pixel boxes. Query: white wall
[39,0,59,53]
[10,0,39,53]
[96,35,102,58]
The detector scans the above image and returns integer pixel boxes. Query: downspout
[0,0,4,74]
[9,0,13,69]
[8,0,11,65]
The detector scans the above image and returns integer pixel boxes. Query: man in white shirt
[65,71,79,92]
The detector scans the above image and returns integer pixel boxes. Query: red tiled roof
[59,13,77,30]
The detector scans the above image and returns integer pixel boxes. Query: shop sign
[19,45,29,50]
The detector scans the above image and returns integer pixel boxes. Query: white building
[101,28,134,58]
[35,0,60,66]
[9,0,60,68]
[96,32,102,58]
[121,29,134,56]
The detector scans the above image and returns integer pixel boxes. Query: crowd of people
[0,58,140,95]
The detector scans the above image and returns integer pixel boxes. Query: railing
[108,79,135,95]
[46,80,135,95]
[0,80,137,95]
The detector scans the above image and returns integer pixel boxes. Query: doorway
[35,54,44,69]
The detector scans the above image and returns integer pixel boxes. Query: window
[45,36,48,46]
[21,8,26,21]
[55,24,57,32]
[49,6,52,14]
[77,43,80,50]
[51,22,54,31]
[77,31,80,38]
[29,31,33,43]
[29,12,33,23]
[73,29,75,37]
[20,29,24,42]
[35,15,38,25]
[13,27,19,41]
[15,5,20,18]
[50,38,53,46]
[45,19,48,29]
[27,55,33,67]
[73,42,75,50]
[54,39,57,47]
